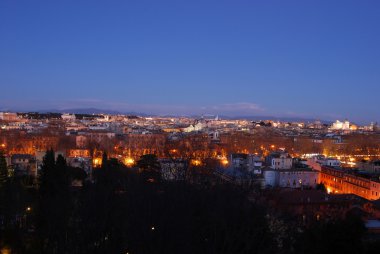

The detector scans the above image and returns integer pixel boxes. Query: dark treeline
[0,150,379,253]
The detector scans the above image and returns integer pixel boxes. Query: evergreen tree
[0,151,9,228]
[0,151,8,187]
[39,149,55,196]
[38,148,73,197]
[96,152,124,190]
[101,151,108,170]
[137,154,161,182]
[37,149,72,253]
[55,154,69,194]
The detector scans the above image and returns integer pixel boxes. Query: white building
[263,168,319,189]
[97,115,111,122]
[230,154,248,169]
[320,158,341,167]
[247,155,263,174]
[228,154,263,175]
[88,123,110,130]
[267,152,293,170]
[306,155,341,170]
[61,113,76,121]
[183,122,204,133]
[209,131,220,141]
[263,170,278,187]
[331,120,350,131]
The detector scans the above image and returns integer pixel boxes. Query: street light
[125,157,135,166]
[1,247,11,254]
[221,159,229,166]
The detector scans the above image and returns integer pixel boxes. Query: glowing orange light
[93,158,102,167]
[124,157,135,166]
[221,159,229,166]
[191,159,202,166]
[1,247,11,254]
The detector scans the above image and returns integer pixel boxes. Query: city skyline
[1,0,379,123]
[1,104,372,126]
[2,1,380,252]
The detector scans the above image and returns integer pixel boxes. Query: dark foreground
[1,151,380,254]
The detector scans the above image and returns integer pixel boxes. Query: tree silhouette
[295,213,366,254]
[36,149,72,253]
[136,154,161,183]
[0,151,8,187]
[101,151,108,170]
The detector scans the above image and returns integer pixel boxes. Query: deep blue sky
[0,0,379,123]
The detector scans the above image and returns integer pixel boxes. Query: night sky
[0,0,379,123]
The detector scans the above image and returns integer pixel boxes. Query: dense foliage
[0,151,378,254]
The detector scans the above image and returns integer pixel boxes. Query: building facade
[320,166,380,200]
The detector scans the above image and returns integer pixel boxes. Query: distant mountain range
[38,108,146,116]
[219,115,332,124]
[138,113,332,124]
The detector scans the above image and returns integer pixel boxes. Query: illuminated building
[266,152,293,170]
[320,166,380,200]
[61,113,76,121]
[331,120,351,131]
[67,149,91,158]
[183,122,204,133]
[93,157,102,168]
[263,168,319,189]
[319,157,341,167]
[0,112,18,121]
[124,157,135,167]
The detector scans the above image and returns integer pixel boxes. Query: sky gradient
[0,0,379,123]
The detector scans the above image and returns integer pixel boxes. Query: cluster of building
[212,151,380,231]
[320,163,380,200]
[1,111,380,190]
[2,111,380,233]
[215,151,319,189]
[213,150,380,202]
[1,112,378,136]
